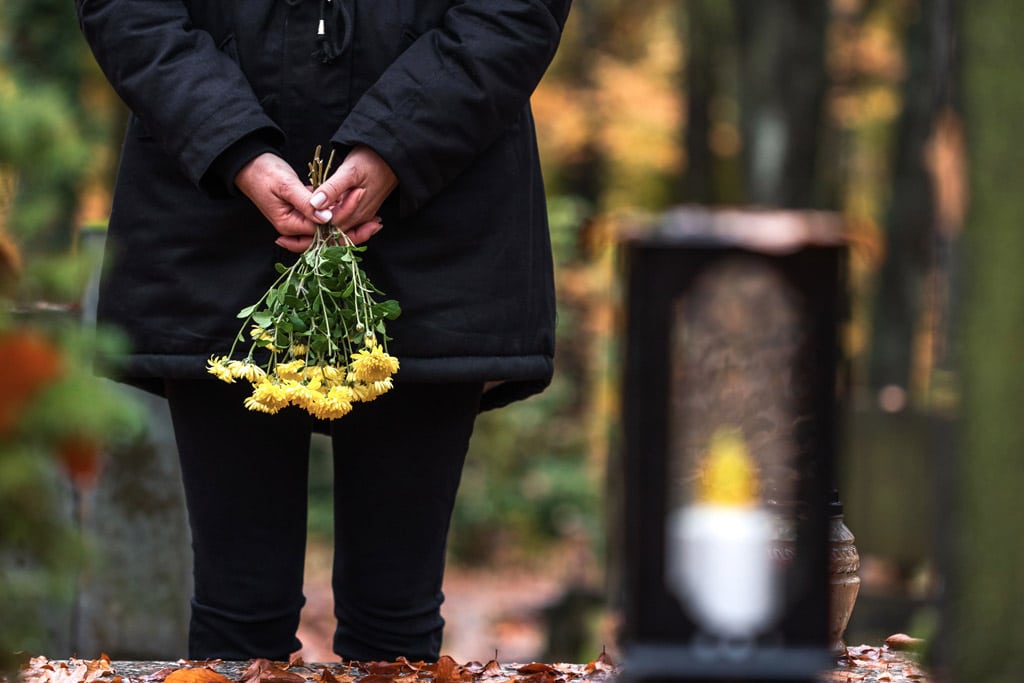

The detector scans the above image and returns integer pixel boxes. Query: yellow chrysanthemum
[244,394,281,414]
[283,380,325,412]
[350,377,393,402]
[316,385,355,419]
[291,343,308,357]
[274,359,306,381]
[227,360,266,384]
[327,384,356,404]
[251,380,290,410]
[349,344,400,383]
[250,326,277,352]
[207,356,235,383]
[308,388,353,419]
[322,364,345,382]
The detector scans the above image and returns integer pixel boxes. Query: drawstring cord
[314,0,352,64]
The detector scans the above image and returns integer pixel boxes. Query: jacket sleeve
[332,0,572,215]
[75,0,283,194]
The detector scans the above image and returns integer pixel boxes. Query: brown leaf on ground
[517,663,559,676]
[845,646,882,661]
[884,634,925,653]
[286,655,305,670]
[312,667,342,683]
[163,668,233,683]
[20,655,114,683]
[361,660,421,677]
[481,660,503,677]
[141,667,179,682]
[432,656,460,683]
[239,659,305,683]
[518,673,560,683]
[353,675,396,683]
[584,650,615,675]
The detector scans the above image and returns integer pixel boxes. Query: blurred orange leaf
[0,329,63,436]
[163,667,232,683]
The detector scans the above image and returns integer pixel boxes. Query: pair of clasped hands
[235,144,397,253]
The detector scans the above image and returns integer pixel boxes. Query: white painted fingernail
[310,191,327,209]
[315,209,333,222]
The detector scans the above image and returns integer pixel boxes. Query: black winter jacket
[76,0,569,410]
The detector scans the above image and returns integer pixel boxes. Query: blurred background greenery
[3,0,1024,680]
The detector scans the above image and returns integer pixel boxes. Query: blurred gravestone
[70,227,191,658]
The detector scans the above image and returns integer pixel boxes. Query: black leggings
[163,378,482,662]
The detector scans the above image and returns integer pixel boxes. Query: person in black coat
[76,0,571,662]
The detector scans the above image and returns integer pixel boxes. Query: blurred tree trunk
[867,6,936,396]
[733,0,831,209]
[679,0,734,205]
[955,3,1024,681]
[548,0,603,208]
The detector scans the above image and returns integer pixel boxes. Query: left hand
[309,145,398,245]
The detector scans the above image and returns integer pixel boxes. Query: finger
[275,234,315,253]
[327,187,367,229]
[344,217,384,245]
[272,211,319,237]
[310,165,358,210]
[277,175,333,224]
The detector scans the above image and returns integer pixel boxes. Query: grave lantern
[614,207,847,682]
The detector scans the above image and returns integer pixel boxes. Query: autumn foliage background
[4,1,1024,681]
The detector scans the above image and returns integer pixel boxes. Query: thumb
[310,160,367,211]
[277,175,333,224]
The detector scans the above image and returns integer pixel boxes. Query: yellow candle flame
[696,427,759,506]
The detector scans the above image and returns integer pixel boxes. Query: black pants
[163,379,482,662]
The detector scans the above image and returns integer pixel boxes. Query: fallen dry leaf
[239,659,305,683]
[361,661,420,676]
[584,650,615,676]
[353,675,396,683]
[163,668,232,683]
[517,663,559,676]
[518,672,561,683]
[313,668,337,683]
[20,655,113,683]
[884,634,925,653]
[433,656,458,683]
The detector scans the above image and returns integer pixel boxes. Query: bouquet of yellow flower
[207,147,400,419]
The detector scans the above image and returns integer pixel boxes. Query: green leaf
[378,299,402,320]
[237,304,257,319]
[319,246,348,263]
[252,311,272,328]
[274,262,290,274]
